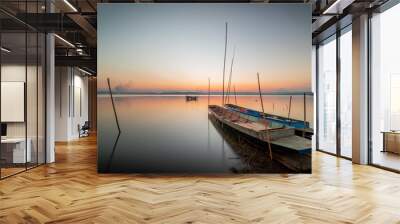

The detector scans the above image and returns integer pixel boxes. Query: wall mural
[98,3,312,173]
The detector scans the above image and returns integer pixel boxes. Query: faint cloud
[114,80,135,92]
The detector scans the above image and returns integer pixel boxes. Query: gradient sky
[98,3,311,93]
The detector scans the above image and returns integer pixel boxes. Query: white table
[1,138,31,163]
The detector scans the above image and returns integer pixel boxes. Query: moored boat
[208,104,311,172]
[209,105,311,153]
[224,103,313,139]
[225,103,309,128]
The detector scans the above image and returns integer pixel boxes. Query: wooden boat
[186,96,198,101]
[209,105,311,152]
[209,105,311,171]
[224,103,313,139]
[225,103,309,128]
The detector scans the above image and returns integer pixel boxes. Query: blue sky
[98,3,311,93]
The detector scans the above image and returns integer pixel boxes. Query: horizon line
[97,90,314,96]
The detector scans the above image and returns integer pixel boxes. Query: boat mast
[208,77,210,106]
[257,73,273,160]
[222,22,228,106]
[225,46,236,104]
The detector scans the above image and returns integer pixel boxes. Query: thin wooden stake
[288,95,292,125]
[233,85,237,105]
[303,92,306,137]
[107,78,121,134]
[257,73,273,160]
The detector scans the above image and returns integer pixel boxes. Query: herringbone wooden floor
[1,135,400,224]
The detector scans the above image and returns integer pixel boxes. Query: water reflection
[98,95,312,173]
[209,115,292,173]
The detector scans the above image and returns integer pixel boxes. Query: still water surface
[98,95,313,173]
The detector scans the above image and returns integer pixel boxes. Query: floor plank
[0,135,400,223]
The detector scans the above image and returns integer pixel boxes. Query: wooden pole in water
[107,78,121,134]
[257,73,273,160]
[288,95,292,125]
[233,85,237,105]
[303,92,306,137]
[257,74,265,113]
[222,22,228,106]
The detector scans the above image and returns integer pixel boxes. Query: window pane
[371,3,400,171]
[318,36,337,154]
[340,28,352,158]
[312,45,317,151]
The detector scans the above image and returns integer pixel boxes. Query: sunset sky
[98,4,311,93]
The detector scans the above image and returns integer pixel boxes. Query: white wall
[1,82,25,122]
[1,65,26,135]
[55,67,70,141]
[1,65,38,138]
[55,67,89,141]
[69,72,89,139]
[1,63,46,164]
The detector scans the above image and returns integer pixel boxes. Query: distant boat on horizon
[185,95,198,101]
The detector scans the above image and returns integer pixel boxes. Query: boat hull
[209,105,311,153]
[208,113,311,172]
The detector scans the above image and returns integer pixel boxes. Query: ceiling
[0,0,390,75]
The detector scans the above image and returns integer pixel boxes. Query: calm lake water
[97,95,313,173]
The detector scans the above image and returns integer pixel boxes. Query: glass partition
[0,2,46,179]
[1,31,28,177]
[339,26,352,158]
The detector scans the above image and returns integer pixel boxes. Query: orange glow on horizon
[98,78,310,92]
